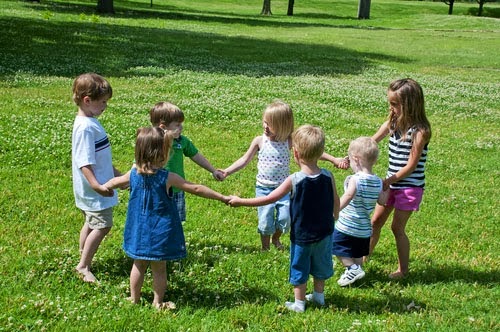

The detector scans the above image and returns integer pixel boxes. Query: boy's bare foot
[389,271,407,279]
[272,241,285,251]
[154,301,176,310]
[75,267,98,283]
[126,297,139,304]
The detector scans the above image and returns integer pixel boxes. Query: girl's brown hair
[135,127,173,174]
[388,78,431,142]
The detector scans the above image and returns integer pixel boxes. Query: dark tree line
[84,0,493,18]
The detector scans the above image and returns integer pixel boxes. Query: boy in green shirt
[150,101,224,221]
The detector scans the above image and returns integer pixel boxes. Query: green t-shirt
[167,135,198,193]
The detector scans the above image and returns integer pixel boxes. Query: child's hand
[220,195,231,205]
[220,169,229,179]
[96,184,114,197]
[336,156,349,170]
[213,169,225,181]
[382,179,391,191]
[228,195,242,207]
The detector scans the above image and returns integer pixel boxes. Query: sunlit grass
[0,0,498,330]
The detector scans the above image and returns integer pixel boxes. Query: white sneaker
[337,265,366,286]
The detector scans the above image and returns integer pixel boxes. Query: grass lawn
[0,0,498,330]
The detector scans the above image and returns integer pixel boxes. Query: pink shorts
[386,188,424,211]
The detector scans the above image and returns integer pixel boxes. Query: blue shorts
[256,186,290,235]
[289,235,334,286]
[332,228,369,258]
[173,191,186,222]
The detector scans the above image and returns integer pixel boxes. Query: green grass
[0,0,499,330]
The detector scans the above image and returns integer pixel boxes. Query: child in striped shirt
[332,137,388,286]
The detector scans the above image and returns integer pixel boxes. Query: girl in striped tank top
[368,79,431,279]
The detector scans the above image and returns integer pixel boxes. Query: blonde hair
[134,127,173,174]
[72,73,112,105]
[292,125,325,162]
[149,101,185,126]
[348,137,379,166]
[262,101,294,142]
[388,78,431,142]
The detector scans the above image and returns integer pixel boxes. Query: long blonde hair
[388,78,431,142]
[134,127,173,174]
[263,101,294,142]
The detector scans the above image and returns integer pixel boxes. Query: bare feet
[272,240,285,251]
[126,297,139,304]
[389,271,407,280]
[75,267,98,283]
[154,301,176,310]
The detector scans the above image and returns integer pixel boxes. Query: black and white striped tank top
[387,127,428,189]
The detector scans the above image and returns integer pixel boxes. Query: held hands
[335,156,350,170]
[227,195,243,207]
[212,169,226,181]
[96,184,114,197]
[382,179,391,191]
[220,195,232,205]
[219,195,242,206]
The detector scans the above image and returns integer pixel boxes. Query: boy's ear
[293,147,300,159]
[158,123,166,130]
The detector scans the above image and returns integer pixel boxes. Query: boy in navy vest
[229,125,339,312]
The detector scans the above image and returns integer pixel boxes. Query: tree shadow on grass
[0,13,407,79]
[29,0,369,29]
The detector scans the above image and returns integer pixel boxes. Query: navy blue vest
[290,170,335,245]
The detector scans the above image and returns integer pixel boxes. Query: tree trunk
[445,0,455,14]
[287,0,295,16]
[357,0,371,19]
[97,0,114,14]
[261,0,272,15]
[477,0,484,16]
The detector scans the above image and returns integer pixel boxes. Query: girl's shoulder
[251,135,264,148]
[410,125,431,144]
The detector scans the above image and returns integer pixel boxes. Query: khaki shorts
[82,207,113,229]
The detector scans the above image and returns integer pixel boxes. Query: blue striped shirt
[335,173,382,238]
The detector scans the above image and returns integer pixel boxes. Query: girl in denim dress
[105,127,229,309]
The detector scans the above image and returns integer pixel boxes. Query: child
[332,137,388,287]
[104,127,230,309]
[368,78,431,279]
[222,101,345,251]
[229,125,340,313]
[149,101,224,222]
[222,101,294,251]
[71,73,122,283]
